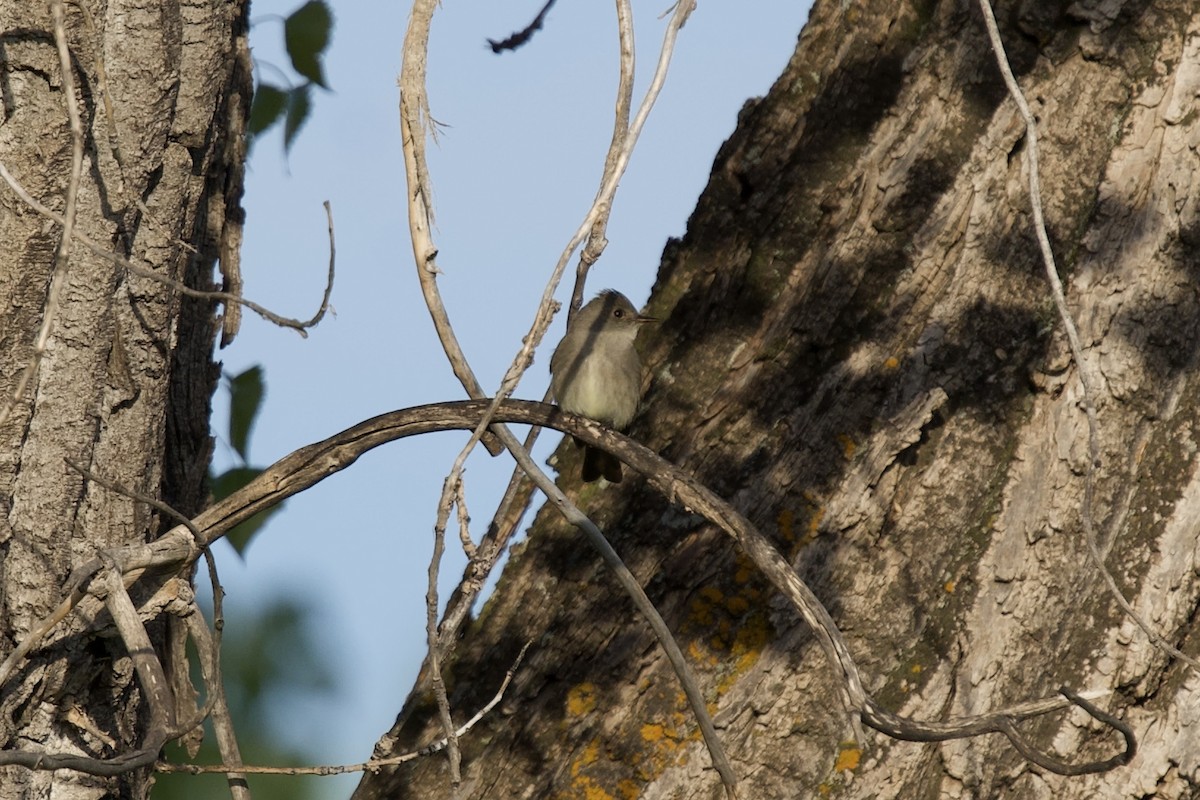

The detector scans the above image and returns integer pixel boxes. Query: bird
[549,290,652,483]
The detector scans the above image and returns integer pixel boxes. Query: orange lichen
[726,594,750,615]
[837,433,857,459]
[777,508,796,543]
[640,723,667,743]
[567,683,597,717]
[688,596,715,626]
[834,745,861,772]
[616,779,641,800]
[571,741,601,775]
[806,505,825,541]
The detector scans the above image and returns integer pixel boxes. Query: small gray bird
[550,290,652,483]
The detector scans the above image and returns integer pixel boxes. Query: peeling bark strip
[364,2,1200,798]
[0,1,249,797]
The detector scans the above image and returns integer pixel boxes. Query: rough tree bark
[0,1,249,798]
[361,0,1200,798]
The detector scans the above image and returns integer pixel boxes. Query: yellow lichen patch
[911,663,923,674]
[616,778,641,800]
[571,741,601,776]
[883,355,900,370]
[699,586,724,603]
[837,433,857,459]
[567,683,597,717]
[565,776,612,800]
[640,723,667,744]
[777,508,796,543]
[944,579,956,593]
[688,596,715,627]
[731,611,771,657]
[834,745,861,772]
[726,594,750,615]
[806,505,825,541]
[687,639,718,666]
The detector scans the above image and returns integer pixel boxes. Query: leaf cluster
[248,1,334,153]
[209,366,283,554]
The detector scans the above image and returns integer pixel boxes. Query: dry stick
[15,401,1130,779]
[398,0,502,457]
[570,0,636,312]
[158,642,533,778]
[426,473,463,792]
[428,0,637,669]
[490,0,695,415]
[0,160,336,337]
[0,1,85,428]
[184,611,251,800]
[396,0,738,794]
[434,466,535,656]
[63,459,248,797]
[95,562,176,732]
[977,0,1200,674]
[453,475,476,560]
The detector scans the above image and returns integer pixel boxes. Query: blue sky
[211,0,812,793]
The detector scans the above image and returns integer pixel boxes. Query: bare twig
[453,476,476,559]
[397,0,503,456]
[422,0,638,671]
[435,458,536,656]
[94,561,176,732]
[61,458,248,795]
[185,610,251,799]
[427,473,463,791]
[399,0,733,791]
[158,641,532,777]
[572,0,636,311]
[977,0,1200,674]
[0,159,335,337]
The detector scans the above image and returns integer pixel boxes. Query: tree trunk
[362,0,1200,797]
[0,1,248,797]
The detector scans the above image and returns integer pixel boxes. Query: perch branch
[2,400,1132,779]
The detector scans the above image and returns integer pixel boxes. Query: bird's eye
[613,308,625,318]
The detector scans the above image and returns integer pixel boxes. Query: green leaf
[284,0,333,89]
[227,366,265,461]
[210,466,284,556]
[284,84,312,153]
[248,83,288,137]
